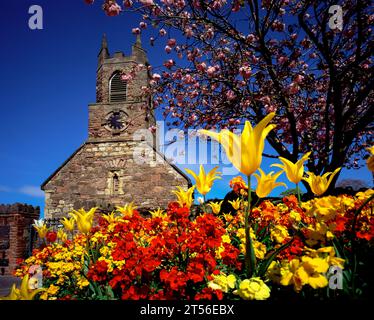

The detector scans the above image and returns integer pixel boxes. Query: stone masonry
[0,204,40,275]
[41,35,191,219]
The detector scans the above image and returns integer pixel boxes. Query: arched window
[109,72,127,103]
[112,173,120,193]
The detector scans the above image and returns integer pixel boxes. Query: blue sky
[0,1,372,215]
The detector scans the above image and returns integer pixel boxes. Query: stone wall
[0,204,40,275]
[43,141,191,219]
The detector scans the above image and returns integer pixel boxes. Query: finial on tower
[102,33,108,49]
[98,33,110,67]
[135,34,142,48]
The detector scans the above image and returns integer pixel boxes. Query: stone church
[41,35,191,218]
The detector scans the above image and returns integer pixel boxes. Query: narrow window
[112,173,120,193]
[109,72,127,103]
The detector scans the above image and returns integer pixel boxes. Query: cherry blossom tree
[86,0,373,190]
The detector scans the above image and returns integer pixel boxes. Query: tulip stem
[296,183,301,203]
[245,175,256,278]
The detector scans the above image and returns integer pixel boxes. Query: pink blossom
[226,90,236,100]
[121,74,133,81]
[159,29,167,36]
[232,0,240,12]
[184,27,194,38]
[165,45,172,53]
[211,0,226,10]
[132,28,141,35]
[294,74,304,84]
[139,21,147,29]
[103,1,122,16]
[277,56,288,64]
[84,0,94,4]
[164,59,175,69]
[152,73,161,81]
[148,125,157,133]
[246,34,256,43]
[183,74,194,84]
[206,66,216,76]
[239,65,252,79]
[197,62,207,72]
[288,82,300,94]
[167,38,177,47]
[139,0,154,6]
[123,0,133,7]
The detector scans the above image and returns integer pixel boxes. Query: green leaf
[258,238,294,277]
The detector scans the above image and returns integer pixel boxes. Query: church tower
[41,35,191,218]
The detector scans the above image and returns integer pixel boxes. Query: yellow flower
[271,151,311,184]
[253,241,267,260]
[279,257,329,291]
[367,146,374,172]
[69,208,97,234]
[102,211,121,223]
[0,274,45,300]
[208,273,236,293]
[47,284,59,296]
[303,168,341,196]
[185,165,222,195]
[289,210,301,223]
[199,113,276,176]
[233,277,270,300]
[228,198,241,210]
[208,201,223,214]
[57,229,68,242]
[149,208,167,219]
[77,277,90,289]
[172,186,195,208]
[33,219,49,239]
[60,217,75,232]
[253,168,286,198]
[222,213,233,222]
[116,202,137,217]
[270,225,289,243]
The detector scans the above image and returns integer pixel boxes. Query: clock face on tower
[104,111,128,132]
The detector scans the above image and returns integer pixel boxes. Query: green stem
[296,183,301,203]
[245,175,256,278]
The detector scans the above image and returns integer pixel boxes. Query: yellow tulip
[32,219,49,239]
[172,186,195,208]
[116,202,137,217]
[149,208,166,219]
[199,113,276,176]
[271,151,311,184]
[0,275,45,300]
[367,146,374,172]
[60,217,75,232]
[57,229,68,242]
[69,208,97,234]
[253,168,286,198]
[208,201,223,214]
[102,211,120,223]
[228,198,241,210]
[303,168,341,196]
[185,165,222,195]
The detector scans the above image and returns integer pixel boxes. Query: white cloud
[18,186,44,198]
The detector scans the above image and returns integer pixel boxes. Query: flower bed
[2,113,373,300]
[5,186,373,301]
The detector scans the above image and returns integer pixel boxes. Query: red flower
[46,231,57,243]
